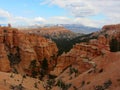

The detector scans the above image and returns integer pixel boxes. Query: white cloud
[41,0,120,17]
[0,9,46,26]
[0,9,11,18]
[41,0,120,26]
[41,0,97,17]
[0,0,120,28]
[34,17,46,23]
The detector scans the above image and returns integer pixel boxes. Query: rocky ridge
[21,26,77,39]
[50,35,110,76]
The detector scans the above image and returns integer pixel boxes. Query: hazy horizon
[0,0,120,28]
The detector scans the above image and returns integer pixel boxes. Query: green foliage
[69,67,78,76]
[34,82,38,89]
[47,79,55,89]
[32,71,38,78]
[22,75,26,78]
[7,46,21,66]
[110,38,120,52]
[39,58,48,80]
[103,80,112,89]
[94,85,104,90]
[29,60,37,69]
[52,33,97,55]
[94,80,112,90]
[29,60,38,78]
[48,74,57,79]
[41,58,48,71]
[4,29,7,33]
[56,79,71,90]
[10,84,24,90]
[81,81,85,87]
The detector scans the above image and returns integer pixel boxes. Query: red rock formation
[67,52,120,90]
[0,44,11,72]
[102,24,120,31]
[51,35,109,76]
[0,26,58,74]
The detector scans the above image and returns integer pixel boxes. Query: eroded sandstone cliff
[0,26,58,75]
[50,35,110,76]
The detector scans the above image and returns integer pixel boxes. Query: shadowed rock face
[0,26,58,74]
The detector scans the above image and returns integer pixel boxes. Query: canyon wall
[51,35,110,76]
[0,26,58,74]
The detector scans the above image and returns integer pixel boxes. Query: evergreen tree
[110,38,120,52]
[41,58,48,70]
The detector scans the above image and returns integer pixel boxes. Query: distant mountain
[18,24,100,34]
[20,26,79,39]
[56,24,100,33]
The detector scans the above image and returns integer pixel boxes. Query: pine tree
[41,58,48,71]
[110,38,120,52]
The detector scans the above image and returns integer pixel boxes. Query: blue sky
[0,0,66,18]
[0,0,120,27]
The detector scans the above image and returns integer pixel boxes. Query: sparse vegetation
[81,81,85,87]
[98,69,103,73]
[47,79,55,89]
[22,75,26,78]
[95,85,104,90]
[56,79,71,90]
[10,84,24,90]
[48,74,57,79]
[109,38,120,52]
[41,58,48,71]
[69,67,78,77]
[52,33,97,55]
[103,80,112,89]
[39,58,49,80]
[29,60,39,78]
[7,46,21,66]
[73,86,78,90]
[34,82,38,89]
[87,81,90,85]
[94,80,112,90]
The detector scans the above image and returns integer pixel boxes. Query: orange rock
[0,44,11,72]
[0,26,58,74]
[51,35,110,76]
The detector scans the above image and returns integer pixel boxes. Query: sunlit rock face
[0,26,58,74]
[50,34,110,76]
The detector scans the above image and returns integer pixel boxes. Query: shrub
[98,69,103,73]
[103,80,112,89]
[109,38,120,52]
[34,82,38,89]
[41,58,48,71]
[94,85,104,90]
[56,79,71,90]
[10,84,24,90]
[94,80,112,90]
[69,67,78,77]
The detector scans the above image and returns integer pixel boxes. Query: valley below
[0,24,120,90]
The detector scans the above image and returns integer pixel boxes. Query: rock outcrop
[102,24,120,31]
[0,26,58,74]
[51,35,110,76]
